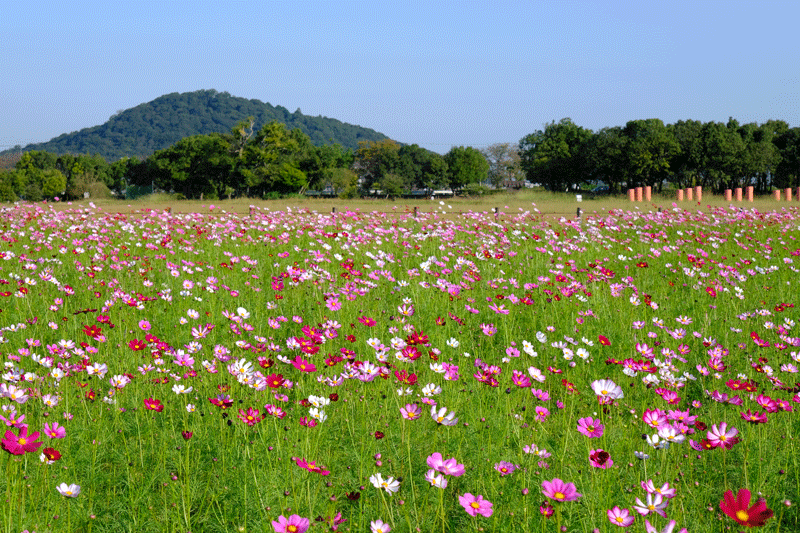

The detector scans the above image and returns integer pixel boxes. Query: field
[2,192,799,533]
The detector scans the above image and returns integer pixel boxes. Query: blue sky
[3,0,799,154]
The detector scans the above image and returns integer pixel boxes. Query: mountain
[6,90,389,160]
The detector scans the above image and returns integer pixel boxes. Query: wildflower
[534,406,550,422]
[494,461,519,476]
[720,488,773,528]
[633,493,669,517]
[707,422,740,449]
[295,457,330,476]
[238,407,263,426]
[431,405,458,425]
[56,482,81,497]
[369,473,400,494]
[576,416,604,438]
[40,447,62,464]
[144,398,164,412]
[642,480,676,499]
[426,452,465,476]
[291,356,317,373]
[607,506,635,527]
[370,519,391,533]
[458,493,494,517]
[181,431,193,440]
[400,403,421,420]
[271,514,310,533]
[424,469,448,488]
[542,478,581,502]
[2,426,43,455]
[43,422,66,439]
[589,449,613,468]
[591,378,624,403]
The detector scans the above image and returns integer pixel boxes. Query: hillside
[5,90,389,160]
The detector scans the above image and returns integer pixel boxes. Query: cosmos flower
[271,514,309,533]
[2,426,43,455]
[607,506,635,527]
[719,488,773,528]
[541,478,581,502]
[430,405,458,426]
[576,416,604,438]
[458,493,493,517]
[56,482,81,497]
[370,473,400,494]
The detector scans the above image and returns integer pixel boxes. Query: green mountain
[7,90,389,160]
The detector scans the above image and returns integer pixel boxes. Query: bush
[460,183,492,197]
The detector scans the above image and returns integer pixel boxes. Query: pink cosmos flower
[534,406,550,422]
[541,478,582,502]
[607,506,635,527]
[576,416,604,438]
[707,422,740,449]
[272,514,310,533]
[43,422,66,439]
[400,403,421,420]
[426,452,465,477]
[458,493,493,517]
[641,480,676,499]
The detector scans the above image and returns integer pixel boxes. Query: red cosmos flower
[357,316,376,327]
[82,324,102,338]
[181,431,193,440]
[706,286,717,297]
[42,447,62,462]
[394,370,418,386]
[265,373,285,388]
[257,357,274,369]
[144,398,163,412]
[406,329,430,346]
[128,339,147,351]
[296,457,331,476]
[598,335,611,346]
[209,395,233,409]
[2,426,43,455]
[720,488,773,527]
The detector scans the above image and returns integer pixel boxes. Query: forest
[2,108,800,202]
[1,90,388,160]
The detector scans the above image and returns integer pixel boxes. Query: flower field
[2,200,799,533]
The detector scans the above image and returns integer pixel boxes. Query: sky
[2,0,799,154]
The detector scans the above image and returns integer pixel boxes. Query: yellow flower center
[737,510,749,522]
[615,516,624,523]
[437,416,444,422]
[287,526,297,533]
[601,390,608,395]
[18,438,26,445]
[555,492,565,500]
[471,502,480,509]
[65,491,72,496]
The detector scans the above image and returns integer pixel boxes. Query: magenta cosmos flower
[542,478,582,502]
[271,514,310,533]
[459,493,493,517]
[2,426,43,455]
[576,416,604,438]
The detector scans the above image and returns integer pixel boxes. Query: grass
[0,198,798,532]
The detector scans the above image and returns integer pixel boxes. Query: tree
[150,133,236,199]
[480,143,523,187]
[519,118,591,191]
[699,121,745,192]
[668,120,704,190]
[622,119,679,190]
[240,121,311,196]
[444,146,489,190]
[354,139,401,191]
[580,126,627,193]
[774,127,800,189]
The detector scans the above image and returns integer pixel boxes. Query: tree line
[0,120,491,201]
[3,115,799,202]
[519,117,800,194]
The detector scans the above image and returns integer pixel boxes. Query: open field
[1,197,799,532]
